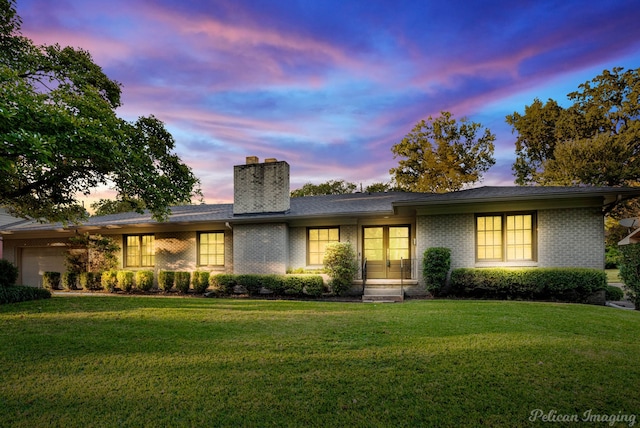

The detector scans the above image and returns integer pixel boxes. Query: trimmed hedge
[79,272,103,291]
[449,268,607,302]
[42,272,61,290]
[158,271,175,292]
[208,273,325,297]
[61,272,78,290]
[422,247,451,296]
[117,271,134,292]
[0,285,51,304]
[192,271,210,294]
[135,271,154,292]
[174,272,191,293]
[101,270,118,293]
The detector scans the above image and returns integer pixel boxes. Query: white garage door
[21,247,66,287]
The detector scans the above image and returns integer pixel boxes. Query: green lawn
[606,268,622,283]
[1,296,639,427]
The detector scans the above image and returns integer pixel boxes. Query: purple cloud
[15,0,640,205]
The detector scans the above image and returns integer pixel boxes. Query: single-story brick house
[2,157,639,295]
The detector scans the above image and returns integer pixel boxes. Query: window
[308,227,339,265]
[125,234,155,267]
[199,232,225,266]
[476,213,535,261]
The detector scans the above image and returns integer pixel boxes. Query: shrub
[209,274,236,295]
[42,272,61,290]
[0,286,51,304]
[323,242,358,296]
[101,270,118,293]
[300,275,325,297]
[606,285,624,301]
[79,272,102,291]
[260,275,284,294]
[449,268,607,302]
[0,259,19,287]
[158,271,175,292]
[619,243,640,310]
[605,245,622,269]
[282,275,304,295]
[61,272,77,290]
[422,247,451,296]
[235,274,263,295]
[192,271,210,294]
[117,271,135,292]
[174,272,191,293]
[135,271,154,292]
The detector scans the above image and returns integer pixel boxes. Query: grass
[1,296,639,427]
[606,268,621,283]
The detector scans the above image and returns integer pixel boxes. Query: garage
[20,247,67,287]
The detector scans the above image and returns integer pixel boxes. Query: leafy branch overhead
[390,112,496,193]
[507,67,640,187]
[0,0,201,223]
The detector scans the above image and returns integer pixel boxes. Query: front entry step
[362,285,404,303]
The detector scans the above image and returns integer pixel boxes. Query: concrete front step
[362,285,404,303]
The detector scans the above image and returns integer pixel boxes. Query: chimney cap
[265,158,277,163]
[246,156,259,164]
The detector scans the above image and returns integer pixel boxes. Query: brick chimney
[233,156,290,215]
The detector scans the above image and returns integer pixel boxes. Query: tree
[506,99,563,185]
[389,112,496,193]
[65,233,119,274]
[291,180,357,197]
[0,0,200,223]
[91,198,146,217]
[507,67,640,187]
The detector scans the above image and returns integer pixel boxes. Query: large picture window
[199,232,225,266]
[308,227,339,265]
[125,234,155,267]
[476,213,535,261]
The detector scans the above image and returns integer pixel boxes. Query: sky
[16,0,640,204]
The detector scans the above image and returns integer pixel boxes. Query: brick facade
[415,207,605,287]
[538,208,604,269]
[232,223,289,274]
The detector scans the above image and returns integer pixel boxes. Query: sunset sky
[16,0,640,203]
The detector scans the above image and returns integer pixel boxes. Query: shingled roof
[2,186,640,233]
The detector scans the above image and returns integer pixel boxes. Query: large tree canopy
[0,0,200,223]
[389,111,496,193]
[291,180,357,197]
[507,67,640,187]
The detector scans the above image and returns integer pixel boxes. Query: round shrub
[61,272,77,290]
[174,271,191,293]
[117,271,134,292]
[158,271,175,292]
[0,259,18,287]
[423,247,451,296]
[323,242,358,296]
[101,270,118,293]
[79,272,102,290]
[209,274,235,295]
[606,285,624,301]
[135,270,154,292]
